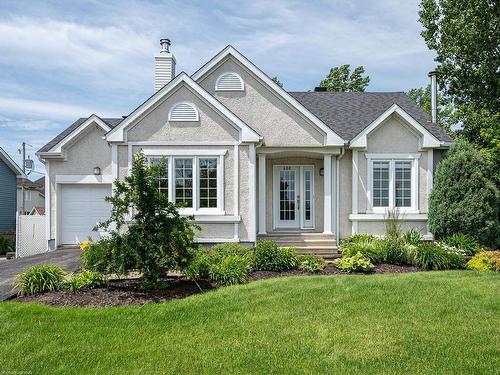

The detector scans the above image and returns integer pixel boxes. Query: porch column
[323,154,333,234]
[258,154,267,234]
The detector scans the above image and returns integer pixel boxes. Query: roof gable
[192,46,345,146]
[350,104,442,148]
[0,147,25,177]
[106,72,261,143]
[289,91,452,143]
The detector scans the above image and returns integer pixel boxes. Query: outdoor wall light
[319,168,324,176]
[93,166,101,175]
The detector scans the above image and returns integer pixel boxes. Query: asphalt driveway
[0,248,81,300]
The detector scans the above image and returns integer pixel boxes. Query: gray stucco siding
[126,85,239,142]
[198,57,324,147]
[0,160,17,233]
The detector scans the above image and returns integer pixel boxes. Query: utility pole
[21,142,26,215]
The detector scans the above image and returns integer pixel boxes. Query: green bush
[341,233,378,246]
[81,235,137,276]
[382,239,417,265]
[184,247,212,280]
[209,255,250,286]
[14,264,67,296]
[0,235,14,255]
[402,228,423,245]
[297,255,325,273]
[211,243,251,258]
[65,270,107,293]
[442,233,481,256]
[334,252,373,273]
[340,238,385,263]
[415,242,465,270]
[253,240,298,271]
[466,251,500,272]
[429,140,500,248]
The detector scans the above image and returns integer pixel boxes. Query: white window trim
[168,101,200,122]
[146,154,225,216]
[215,72,245,91]
[365,153,420,214]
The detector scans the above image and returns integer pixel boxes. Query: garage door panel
[60,184,112,244]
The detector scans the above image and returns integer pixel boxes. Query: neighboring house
[29,207,45,216]
[17,177,45,215]
[36,40,452,253]
[0,147,25,233]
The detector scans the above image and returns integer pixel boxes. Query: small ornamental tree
[428,140,500,248]
[97,152,198,282]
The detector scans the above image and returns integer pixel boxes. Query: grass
[1,271,499,374]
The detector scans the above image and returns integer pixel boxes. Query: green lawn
[1,271,499,374]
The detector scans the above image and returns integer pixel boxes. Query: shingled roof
[38,117,123,153]
[289,91,452,142]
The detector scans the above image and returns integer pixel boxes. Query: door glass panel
[279,170,296,221]
[304,170,312,221]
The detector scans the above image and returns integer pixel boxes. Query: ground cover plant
[467,251,500,272]
[2,272,499,374]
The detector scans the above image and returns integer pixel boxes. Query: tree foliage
[97,153,198,281]
[319,64,370,92]
[407,84,455,131]
[428,140,500,248]
[419,0,500,113]
[271,76,283,88]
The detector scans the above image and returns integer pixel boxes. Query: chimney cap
[314,86,327,92]
[159,38,171,53]
[428,70,438,77]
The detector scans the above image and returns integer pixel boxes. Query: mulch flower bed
[13,263,419,308]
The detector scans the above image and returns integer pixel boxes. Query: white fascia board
[192,46,345,146]
[350,104,441,149]
[48,115,111,153]
[0,147,26,177]
[106,72,261,143]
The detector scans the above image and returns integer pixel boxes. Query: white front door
[273,166,315,229]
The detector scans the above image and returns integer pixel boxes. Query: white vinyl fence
[16,213,46,258]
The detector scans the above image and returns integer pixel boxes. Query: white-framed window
[215,72,245,91]
[145,150,225,215]
[149,157,169,197]
[168,102,199,122]
[366,153,420,213]
[24,190,32,201]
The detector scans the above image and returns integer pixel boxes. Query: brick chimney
[154,38,176,91]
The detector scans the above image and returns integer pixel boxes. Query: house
[17,177,45,215]
[36,39,452,254]
[29,207,45,216]
[0,147,25,233]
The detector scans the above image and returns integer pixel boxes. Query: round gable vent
[215,72,244,91]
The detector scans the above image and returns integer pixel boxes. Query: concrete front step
[258,232,339,259]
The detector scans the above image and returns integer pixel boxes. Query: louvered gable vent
[215,72,244,91]
[168,102,199,122]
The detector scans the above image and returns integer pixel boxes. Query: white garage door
[60,184,112,244]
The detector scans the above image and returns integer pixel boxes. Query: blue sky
[0,0,436,177]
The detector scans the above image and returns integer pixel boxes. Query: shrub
[0,235,14,255]
[341,233,378,246]
[415,242,465,270]
[95,153,199,282]
[253,240,298,271]
[382,239,417,265]
[466,251,500,272]
[334,252,373,273]
[65,270,107,293]
[14,264,67,296]
[429,140,500,249]
[442,233,481,256]
[340,238,385,263]
[209,255,250,286]
[297,255,325,273]
[184,247,212,280]
[211,243,251,258]
[81,235,137,276]
[403,228,423,245]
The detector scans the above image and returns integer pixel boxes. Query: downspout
[335,146,346,243]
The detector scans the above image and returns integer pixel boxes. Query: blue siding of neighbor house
[0,159,17,233]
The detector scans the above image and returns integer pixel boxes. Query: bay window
[366,154,420,212]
